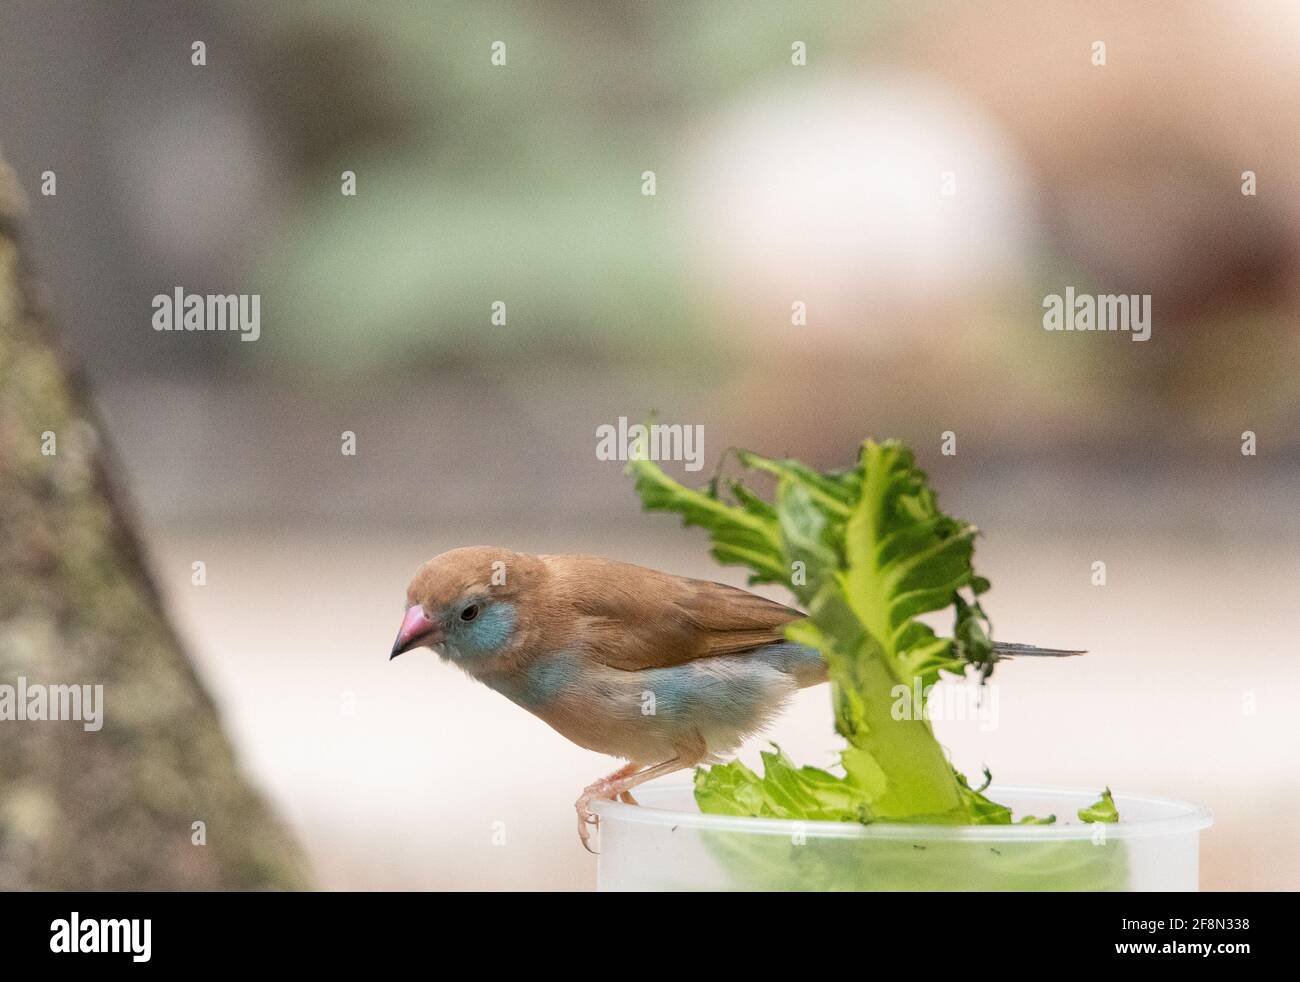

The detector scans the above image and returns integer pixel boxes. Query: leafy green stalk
[630,438,1116,829]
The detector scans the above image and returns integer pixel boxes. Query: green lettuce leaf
[1078,788,1120,823]
[630,448,786,584]
[629,438,1118,836]
[693,746,873,824]
[630,439,1009,824]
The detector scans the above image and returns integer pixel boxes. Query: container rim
[591,782,1213,841]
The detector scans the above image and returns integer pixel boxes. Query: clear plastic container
[592,783,1211,891]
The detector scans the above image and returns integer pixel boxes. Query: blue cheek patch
[456,601,517,655]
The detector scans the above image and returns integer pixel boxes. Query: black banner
[0,889,1279,969]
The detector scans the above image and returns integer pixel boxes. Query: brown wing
[540,555,803,672]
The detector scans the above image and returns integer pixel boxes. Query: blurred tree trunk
[0,160,310,888]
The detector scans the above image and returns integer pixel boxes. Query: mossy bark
[0,159,311,889]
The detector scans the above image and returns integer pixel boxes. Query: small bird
[389,546,1082,850]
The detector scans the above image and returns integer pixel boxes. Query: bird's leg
[576,761,643,852]
[605,756,692,798]
[575,756,697,853]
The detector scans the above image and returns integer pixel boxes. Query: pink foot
[575,762,641,853]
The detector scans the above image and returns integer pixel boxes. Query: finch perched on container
[390,545,1080,850]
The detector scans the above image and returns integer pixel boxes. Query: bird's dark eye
[459,604,480,622]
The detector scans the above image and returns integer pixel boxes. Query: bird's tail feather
[991,641,1086,659]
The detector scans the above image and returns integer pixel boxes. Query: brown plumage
[540,554,802,671]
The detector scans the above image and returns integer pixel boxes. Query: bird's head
[390,546,543,662]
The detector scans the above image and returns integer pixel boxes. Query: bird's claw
[576,792,604,854]
[576,761,650,853]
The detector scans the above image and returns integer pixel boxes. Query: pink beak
[390,605,441,659]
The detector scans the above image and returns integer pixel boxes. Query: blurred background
[1,0,1297,889]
